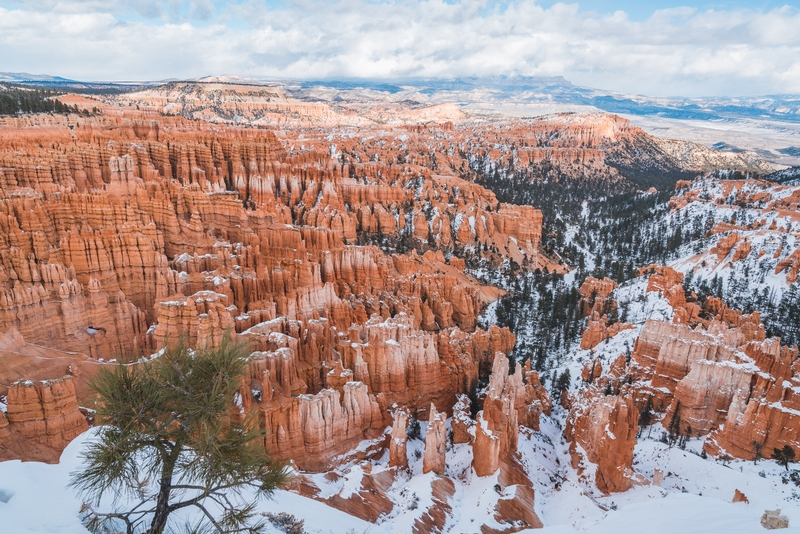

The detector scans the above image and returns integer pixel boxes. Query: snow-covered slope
[4,392,799,533]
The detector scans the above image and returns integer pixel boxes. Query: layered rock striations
[0,375,88,462]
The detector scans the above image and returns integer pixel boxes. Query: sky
[1,0,799,97]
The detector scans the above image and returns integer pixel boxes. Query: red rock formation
[473,354,520,477]
[262,381,386,471]
[628,267,800,460]
[630,305,773,430]
[704,354,800,460]
[582,358,603,383]
[639,264,702,324]
[423,404,447,475]
[325,464,395,522]
[776,248,800,284]
[565,390,639,493]
[523,363,553,421]
[111,83,343,127]
[578,276,634,349]
[0,409,8,435]
[666,357,754,436]
[0,375,88,462]
[711,232,741,262]
[733,240,752,262]
[580,313,635,350]
[389,407,410,469]
[412,476,456,534]
[579,277,618,317]
[488,485,544,533]
[152,291,235,349]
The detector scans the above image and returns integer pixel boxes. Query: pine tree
[554,369,571,402]
[772,445,796,471]
[408,416,422,440]
[752,441,764,464]
[70,338,287,534]
[667,402,682,447]
[637,396,653,438]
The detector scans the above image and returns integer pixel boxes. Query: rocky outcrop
[412,476,456,534]
[116,82,343,126]
[152,291,235,349]
[711,232,741,262]
[466,354,545,529]
[325,463,395,523]
[666,358,753,436]
[0,375,88,462]
[776,248,800,285]
[5,375,87,448]
[473,354,520,477]
[639,264,701,325]
[582,358,603,383]
[389,407,410,469]
[430,113,770,193]
[423,404,447,475]
[578,277,634,350]
[579,277,618,317]
[627,267,800,461]
[487,485,544,533]
[565,389,639,493]
[580,313,635,350]
[452,394,473,444]
[522,363,553,423]
[761,510,790,530]
[0,409,8,437]
[260,381,386,471]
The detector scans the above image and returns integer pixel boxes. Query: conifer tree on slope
[70,337,287,534]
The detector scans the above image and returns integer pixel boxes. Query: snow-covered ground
[5,414,800,533]
[666,179,798,303]
[7,343,800,534]
[0,430,372,534]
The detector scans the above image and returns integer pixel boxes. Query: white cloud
[0,0,799,96]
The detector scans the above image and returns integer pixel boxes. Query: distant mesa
[0,72,76,83]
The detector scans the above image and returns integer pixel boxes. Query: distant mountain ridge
[4,71,798,125]
[294,76,800,124]
[0,72,76,83]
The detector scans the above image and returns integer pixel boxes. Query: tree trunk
[147,454,177,534]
